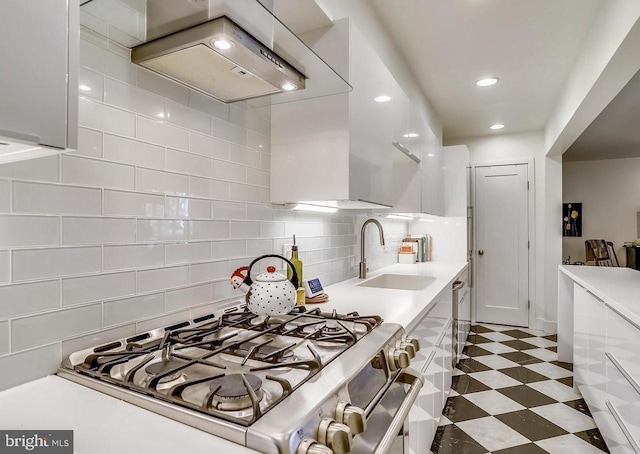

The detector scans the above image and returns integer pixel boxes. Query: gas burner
[142,360,187,389]
[208,374,264,411]
[237,340,294,363]
[322,320,345,334]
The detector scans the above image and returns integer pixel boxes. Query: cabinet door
[0,0,77,150]
[420,131,444,215]
[408,349,438,454]
[348,25,393,207]
[573,284,589,392]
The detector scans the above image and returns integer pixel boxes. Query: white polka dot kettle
[230,254,300,316]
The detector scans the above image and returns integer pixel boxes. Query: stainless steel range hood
[132,16,306,103]
[80,0,350,106]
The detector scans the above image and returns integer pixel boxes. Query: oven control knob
[398,341,416,358]
[335,401,367,434]
[318,417,353,454]
[404,336,420,352]
[297,438,333,454]
[388,347,410,371]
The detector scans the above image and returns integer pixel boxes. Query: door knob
[478,250,484,256]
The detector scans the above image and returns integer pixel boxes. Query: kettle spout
[230,266,250,292]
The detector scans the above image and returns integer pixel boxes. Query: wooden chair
[585,240,620,266]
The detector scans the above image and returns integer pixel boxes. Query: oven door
[350,369,423,454]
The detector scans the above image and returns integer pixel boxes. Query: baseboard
[543,320,557,334]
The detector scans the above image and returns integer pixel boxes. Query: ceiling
[370,0,603,143]
[564,67,640,161]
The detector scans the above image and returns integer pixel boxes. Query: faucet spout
[359,218,385,279]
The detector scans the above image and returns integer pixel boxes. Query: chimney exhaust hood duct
[131,17,306,103]
[79,0,350,106]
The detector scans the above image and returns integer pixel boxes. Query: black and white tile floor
[431,323,609,454]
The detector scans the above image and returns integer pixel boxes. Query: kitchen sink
[356,274,437,291]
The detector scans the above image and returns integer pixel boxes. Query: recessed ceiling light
[78,85,92,92]
[490,124,505,130]
[427,153,435,157]
[374,95,392,103]
[477,78,498,87]
[212,39,233,50]
[281,83,297,91]
[403,133,419,138]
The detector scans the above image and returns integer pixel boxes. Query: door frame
[470,158,538,330]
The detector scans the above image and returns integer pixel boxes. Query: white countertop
[559,265,640,325]
[309,262,468,333]
[0,375,257,454]
[0,261,466,454]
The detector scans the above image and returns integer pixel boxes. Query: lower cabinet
[573,283,640,452]
[407,298,453,454]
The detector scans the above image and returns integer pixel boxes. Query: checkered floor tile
[431,324,609,454]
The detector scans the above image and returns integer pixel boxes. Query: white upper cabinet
[0,0,79,163]
[271,19,400,209]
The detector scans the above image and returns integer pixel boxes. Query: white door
[475,164,529,327]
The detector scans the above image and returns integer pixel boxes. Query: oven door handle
[374,369,423,454]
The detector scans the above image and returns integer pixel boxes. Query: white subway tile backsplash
[247,168,270,187]
[165,197,211,219]
[13,181,101,215]
[212,280,232,302]
[166,148,211,177]
[212,240,246,259]
[229,183,261,203]
[166,100,211,135]
[0,321,8,355]
[11,304,102,351]
[137,219,188,242]
[62,271,135,307]
[80,40,137,84]
[137,68,189,105]
[190,177,228,200]
[246,130,270,153]
[247,239,273,257]
[62,217,136,245]
[104,189,165,217]
[12,247,102,281]
[104,77,165,118]
[0,281,60,318]
[260,188,270,203]
[103,243,164,270]
[79,97,136,137]
[104,293,165,327]
[260,153,271,170]
[190,221,229,241]
[0,344,62,391]
[230,221,260,239]
[103,134,165,169]
[0,180,9,212]
[0,215,59,248]
[0,251,9,284]
[0,155,59,183]
[166,242,211,264]
[137,116,189,151]
[189,133,229,160]
[77,127,103,158]
[211,201,246,220]
[189,91,229,121]
[211,116,246,145]
[165,283,212,311]
[211,159,246,183]
[229,144,261,168]
[136,168,188,195]
[189,261,228,284]
[79,67,104,102]
[247,204,274,221]
[137,266,189,293]
[62,155,135,190]
[260,222,285,238]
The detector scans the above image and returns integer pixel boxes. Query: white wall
[563,157,640,265]
[408,215,467,262]
[447,131,563,332]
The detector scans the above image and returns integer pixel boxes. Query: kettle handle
[243,254,299,289]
